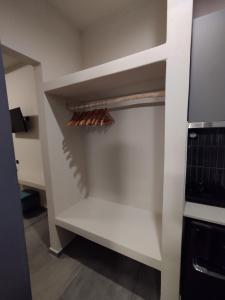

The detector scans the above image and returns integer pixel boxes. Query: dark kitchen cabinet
[181,218,225,300]
[188,9,225,122]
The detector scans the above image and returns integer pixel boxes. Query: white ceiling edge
[47,0,145,30]
[2,46,38,74]
[2,52,25,73]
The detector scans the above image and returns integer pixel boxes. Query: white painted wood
[161,1,193,300]
[56,197,162,270]
[67,93,165,111]
[17,171,45,191]
[0,2,195,299]
[184,202,225,226]
[44,44,167,100]
[34,65,75,252]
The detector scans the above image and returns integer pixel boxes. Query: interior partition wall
[0,46,32,300]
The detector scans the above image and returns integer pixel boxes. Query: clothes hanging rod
[67,90,165,112]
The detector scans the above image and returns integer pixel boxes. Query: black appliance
[10,107,28,133]
[186,123,225,208]
[181,218,225,300]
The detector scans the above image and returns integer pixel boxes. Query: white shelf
[17,171,46,190]
[44,44,167,102]
[55,197,162,270]
[184,202,225,226]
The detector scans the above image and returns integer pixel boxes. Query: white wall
[0,2,195,299]
[51,106,165,215]
[84,107,165,213]
[81,0,167,68]
[194,0,225,18]
[0,0,82,251]
[0,0,81,81]
[6,65,44,184]
[0,0,167,75]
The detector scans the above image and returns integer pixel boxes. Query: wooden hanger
[68,108,114,128]
[101,109,114,126]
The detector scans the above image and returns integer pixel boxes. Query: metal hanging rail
[67,90,165,112]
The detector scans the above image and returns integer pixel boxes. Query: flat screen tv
[10,107,28,133]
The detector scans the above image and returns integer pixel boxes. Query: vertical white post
[161,1,193,299]
[34,65,73,254]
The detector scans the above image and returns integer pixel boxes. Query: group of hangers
[68,109,114,127]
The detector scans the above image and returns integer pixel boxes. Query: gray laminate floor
[24,213,160,300]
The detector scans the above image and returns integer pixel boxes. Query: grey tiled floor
[24,214,160,300]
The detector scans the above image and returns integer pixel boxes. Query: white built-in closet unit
[43,1,193,299]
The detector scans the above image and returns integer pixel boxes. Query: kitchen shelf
[55,197,162,270]
[44,44,167,102]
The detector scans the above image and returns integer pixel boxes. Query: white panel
[50,104,165,215]
[56,197,162,270]
[44,44,167,98]
[17,171,45,190]
[161,1,193,300]
[44,96,88,215]
[81,0,167,68]
[5,65,45,188]
[83,106,165,213]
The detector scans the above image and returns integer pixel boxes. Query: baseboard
[49,247,63,257]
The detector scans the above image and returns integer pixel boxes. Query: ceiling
[48,0,139,29]
[2,53,24,73]
[2,48,38,73]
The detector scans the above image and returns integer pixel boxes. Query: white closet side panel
[161,0,193,299]
[82,106,165,213]
[46,97,88,215]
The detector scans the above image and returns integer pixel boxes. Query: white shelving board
[17,170,46,190]
[55,197,162,270]
[184,202,225,226]
[44,44,167,102]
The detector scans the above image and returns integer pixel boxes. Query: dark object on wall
[186,127,225,208]
[181,218,225,300]
[188,8,225,122]
[0,46,32,299]
[10,107,29,133]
